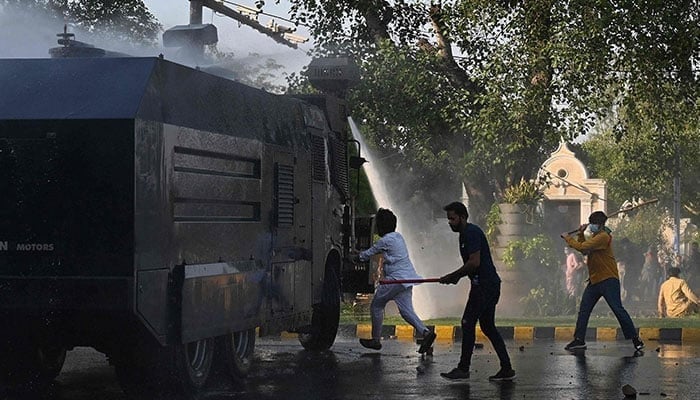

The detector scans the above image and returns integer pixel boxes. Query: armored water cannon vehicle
[0,31,374,398]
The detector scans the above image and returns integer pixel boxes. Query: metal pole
[189,1,203,24]
[673,143,681,255]
[378,278,441,285]
[189,1,204,60]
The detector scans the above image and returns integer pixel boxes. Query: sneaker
[488,368,516,381]
[632,336,644,351]
[564,338,587,351]
[440,368,470,381]
[359,338,382,350]
[418,330,437,354]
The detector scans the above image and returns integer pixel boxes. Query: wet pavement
[5,336,700,399]
[219,337,700,400]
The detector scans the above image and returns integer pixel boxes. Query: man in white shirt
[354,208,436,353]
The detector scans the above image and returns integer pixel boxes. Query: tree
[206,47,288,94]
[1,0,161,45]
[287,1,699,223]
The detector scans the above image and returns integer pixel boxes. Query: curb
[340,324,700,343]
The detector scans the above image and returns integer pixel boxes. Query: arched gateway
[539,140,607,237]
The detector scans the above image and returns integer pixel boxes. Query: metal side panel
[136,269,171,345]
[179,261,264,344]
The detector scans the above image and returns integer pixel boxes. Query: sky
[143,0,313,76]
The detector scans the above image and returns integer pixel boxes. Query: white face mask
[589,224,600,233]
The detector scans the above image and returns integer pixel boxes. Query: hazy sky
[144,0,312,72]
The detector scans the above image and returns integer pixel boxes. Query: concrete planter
[497,223,533,236]
[498,203,529,224]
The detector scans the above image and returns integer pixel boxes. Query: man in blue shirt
[355,208,436,353]
[439,202,515,381]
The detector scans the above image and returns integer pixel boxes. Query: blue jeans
[574,278,637,340]
[370,284,427,339]
[458,283,511,371]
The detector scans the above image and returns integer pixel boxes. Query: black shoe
[565,338,587,351]
[440,368,470,381]
[418,331,437,354]
[488,368,516,381]
[359,338,382,350]
[633,336,644,351]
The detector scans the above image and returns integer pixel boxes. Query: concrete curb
[338,324,700,343]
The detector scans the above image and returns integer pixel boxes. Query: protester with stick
[438,202,515,381]
[561,211,644,351]
[351,208,436,353]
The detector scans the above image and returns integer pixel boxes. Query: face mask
[589,224,600,233]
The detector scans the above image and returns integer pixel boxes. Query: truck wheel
[216,328,256,381]
[299,261,340,351]
[0,340,66,394]
[173,337,216,391]
[115,337,215,398]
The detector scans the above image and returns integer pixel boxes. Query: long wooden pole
[564,198,659,235]
[378,278,441,285]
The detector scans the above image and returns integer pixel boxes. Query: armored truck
[0,54,372,397]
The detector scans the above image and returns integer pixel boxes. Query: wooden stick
[378,278,441,285]
[565,198,659,235]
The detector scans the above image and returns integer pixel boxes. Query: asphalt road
[3,336,700,399]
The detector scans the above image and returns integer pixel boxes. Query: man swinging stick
[561,211,644,352]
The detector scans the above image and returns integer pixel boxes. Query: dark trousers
[458,283,512,371]
[574,277,637,340]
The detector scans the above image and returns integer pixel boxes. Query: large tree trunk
[462,178,493,227]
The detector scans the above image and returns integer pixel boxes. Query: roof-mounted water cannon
[49,25,129,58]
[306,57,360,97]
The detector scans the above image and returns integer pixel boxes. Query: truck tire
[0,339,66,394]
[173,337,216,391]
[114,337,215,399]
[216,328,256,381]
[299,261,340,351]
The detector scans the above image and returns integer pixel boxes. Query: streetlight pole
[673,142,681,255]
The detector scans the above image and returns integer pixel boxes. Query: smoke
[0,5,62,58]
[349,117,471,319]
[0,4,162,59]
[0,3,297,93]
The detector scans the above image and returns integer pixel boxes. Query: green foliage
[207,49,287,93]
[520,285,576,317]
[485,202,502,244]
[612,206,669,250]
[62,0,161,44]
[286,0,700,224]
[501,177,549,205]
[582,125,700,225]
[501,234,573,316]
[502,234,559,270]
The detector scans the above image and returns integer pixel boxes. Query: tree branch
[428,4,478,92]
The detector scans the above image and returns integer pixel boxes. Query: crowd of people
[351,202,698,384]
[561,238,700,318]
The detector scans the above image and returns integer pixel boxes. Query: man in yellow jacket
[561,211,644,351]
[658,267,699,317]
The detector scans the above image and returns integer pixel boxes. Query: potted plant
[498,178,547,228]
[500,176,545,208]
